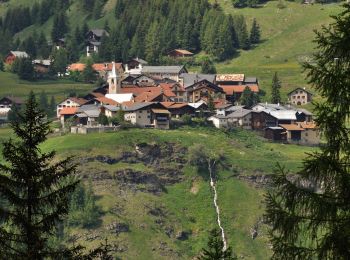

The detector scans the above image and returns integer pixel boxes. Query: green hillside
[0,127,317,259]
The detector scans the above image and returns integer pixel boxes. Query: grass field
[0,125,318,259]
[0,72,93,101]
[38,127,317,258]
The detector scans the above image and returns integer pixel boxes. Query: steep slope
[33,127,316,259]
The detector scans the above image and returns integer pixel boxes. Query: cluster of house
[52,57,318,145]
[208,102,319,145]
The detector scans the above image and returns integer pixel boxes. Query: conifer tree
[0,92,79,258]
[199,229,237,260]
[201,58,217,74]
[18,57,35,80]
[250,18,261,44]
[270,72,281,104]
[82,58,96,83]
[265,5,350,259]
[240,86,259,107]
[207,94,215,113]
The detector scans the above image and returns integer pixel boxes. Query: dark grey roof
[104,105,120,112]
[227,109,251,118]
[77,105,100,117]
[244,77,258,83]
[180,73,216,88]
[296,108,313,116]
[89,29,109,37]
[142,66,185,74]
[123,102,156,112]
[88,41,101,46]
[287,87,313,96]
[131,58,148,64]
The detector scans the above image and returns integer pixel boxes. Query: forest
[0,0,261,65]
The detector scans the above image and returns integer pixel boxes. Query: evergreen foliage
[208,94,215,113]
[265,5,350,259]
[0,92,79,258]
[17,57,35,80]
[250,18,261,44]
[270,72,281,104]
[68,180,100,228]
[82,58,96,83]
[51,49,68,75]
[240,86,259,107]
[199,229,237,260]
[201,58,217,74]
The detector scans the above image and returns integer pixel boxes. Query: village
[0,28,319,146]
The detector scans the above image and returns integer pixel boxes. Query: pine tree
[18,57,35,80]
[270,72,281,104]
[199,229,237,260]
[265,5,350,259]
[51,49,68,75]
[0,92,79,258]
[240,86,259,107]
[201,58,217,74]
[250,18,261,44]
[82,58,96,83]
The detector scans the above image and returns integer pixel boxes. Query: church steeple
[108,62,121,94]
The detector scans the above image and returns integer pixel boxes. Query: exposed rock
[106,222,130,234]
[175,230,191,241]
[237,174,273,188]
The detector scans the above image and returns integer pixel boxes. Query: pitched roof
[103,105,120,112]
[299,122,318,129]
[180,73,216,88]
[59,107,78,115]
[288,87,313,96]
[89,29,109,37]
[68,97,88,106]
[95,97,119,105]
[77,105,100,117]
[160,102,189,109]
[134,91,163,102]
[216,74,245,82]
[93,63,123,72]
[68,63,85,72]
[123,102,156,112]
[220,85,259,95]
[10,51,29,58]
[227,109,251,118]
[0,96,24,104]
[244,77,258,84]
[269,110,297,120]
[33,59,51,66]
[187,79,224,93]
[170,49,194,55]
[142,65,186,74]
[129,57,148,64]
[279,124,305,131]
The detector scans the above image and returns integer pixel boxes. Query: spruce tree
[265,5,350,259]
[250,18,261,44]
[82,58,96,83]
[199,229,237,260]
[201,58,217,74]
[270,72,281,104]
[0,92,79,258]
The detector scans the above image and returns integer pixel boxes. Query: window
[302,96,305,99]
[67,101,71,104]
[293,96,296,99]
[297,96,300,99]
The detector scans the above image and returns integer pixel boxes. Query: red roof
[134,91,163,102]
[68,97,88,105]
[121,86,176,98]
[221,85,259,95]
[68,63,85,72]
[95,97,119,105]
[161,102,188,109]
[59,107,78,115]
[169,49,194,55]
[69,62,123,72]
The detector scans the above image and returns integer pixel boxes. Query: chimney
[277,102,280,106]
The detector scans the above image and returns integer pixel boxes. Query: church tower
[108,62,121,94]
